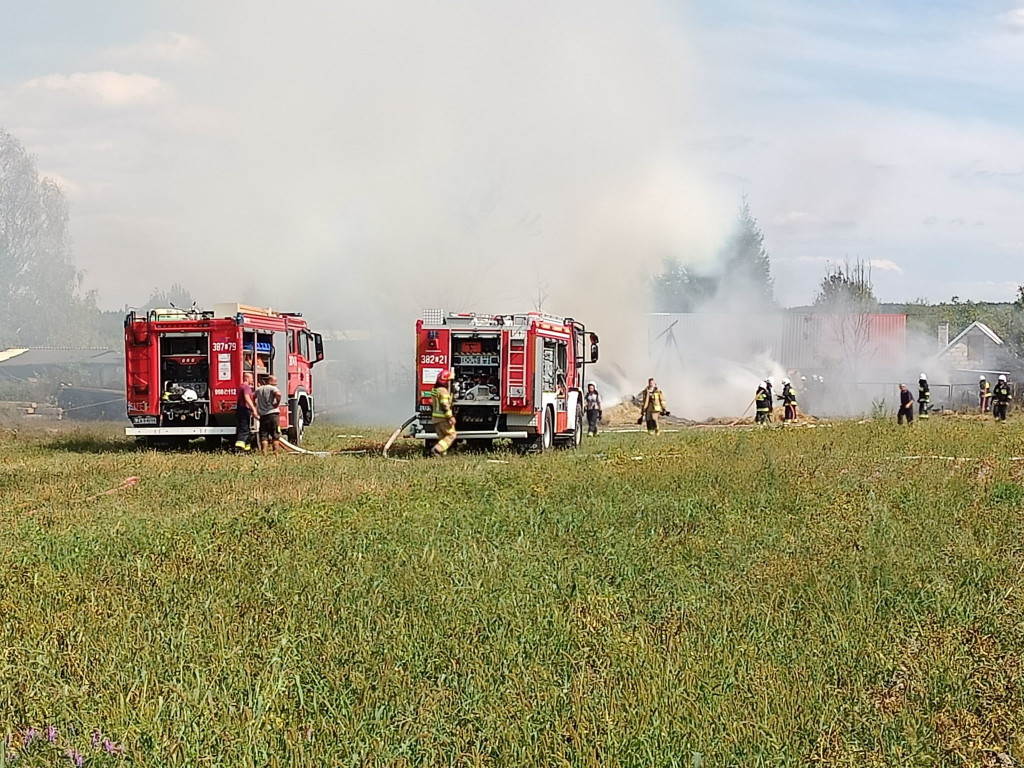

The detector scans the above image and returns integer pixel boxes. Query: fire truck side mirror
[589,333,600,363]
[313,333,324,363]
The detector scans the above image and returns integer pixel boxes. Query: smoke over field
[158,0,729,406]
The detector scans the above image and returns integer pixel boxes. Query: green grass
[2,419,1024,766]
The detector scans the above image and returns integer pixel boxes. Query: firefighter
[918,373,930,419]
[637,378,668,435]
[430,369,457,457]
[779,377,798,422]
[980,375,992,414]
[234,372,259,451]
[897,383,914,425]
[755,381,770,424]
[993,374,1012,422]
[765,377,775,422]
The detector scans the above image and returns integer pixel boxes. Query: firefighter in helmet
[993,374,1012,422]
[637,378,668,435]
[779,377,798,422]
[755,381,770,424]
[980,375,992,414]
[918,373,930,419]
[430,369,457,457]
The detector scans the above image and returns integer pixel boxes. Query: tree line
[649,199,1024,358]
[0,128,198,349]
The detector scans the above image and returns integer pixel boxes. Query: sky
[2,0,1023,313]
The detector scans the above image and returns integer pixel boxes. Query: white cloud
[999,8,1024,32]
[868,259,903,273]
[20,72,170,106]
[106,33,205,63]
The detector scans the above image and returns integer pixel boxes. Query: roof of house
[0,348,121,368]
[941,321,1004,356]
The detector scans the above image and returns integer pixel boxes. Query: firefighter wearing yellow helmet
[430,369,457,456]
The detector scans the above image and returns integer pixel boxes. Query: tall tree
[814,258,879,311]
[718,198,774,308]
[814,257,879,380]
[0,128,97,346]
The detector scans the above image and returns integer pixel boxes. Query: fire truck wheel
[536,407,554,452]
[288,401,305,444]
[423,440,437,457]
[571,403,583,448]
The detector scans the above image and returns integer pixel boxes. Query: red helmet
[436,369,453,385]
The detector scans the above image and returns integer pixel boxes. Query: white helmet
[999,374,1007,382]
[181,388,198,402]
[920,373,927,380]
[801,376,807,381]
[980,375,987,381]
[587,381,597,388]
[782,377,791,385]
[766,377,774,385]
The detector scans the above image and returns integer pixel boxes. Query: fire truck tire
[288,400,305,444]
[571,403,583,448]
[423,440,437,457]
[537,407,554,452]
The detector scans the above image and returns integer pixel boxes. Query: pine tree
[718,198,774,308]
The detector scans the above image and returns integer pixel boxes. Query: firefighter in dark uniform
[918,373,930,419]
[755,381,770,424]
[980,375,992,414]
[765,377,775,422]
[993,374,1012,422]
[779,377,798,422]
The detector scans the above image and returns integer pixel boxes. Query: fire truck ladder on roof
[505,316,529,402]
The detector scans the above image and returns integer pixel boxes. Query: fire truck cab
[413,309,599,451]
[124,303,323,446]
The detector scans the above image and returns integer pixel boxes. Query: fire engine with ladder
[124,303,323,446]
[413,309,599,451]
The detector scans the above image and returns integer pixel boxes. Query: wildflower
[46,725,58,744]
[23,727,38,745]
[66,748,84,767]
[102,738,122,754]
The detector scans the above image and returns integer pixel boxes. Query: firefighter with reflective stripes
[430,369,457,456]
[918,373,931,419]
[779,377,798,422]
[755,381,770,424]
[993,374,1012,422]
[980,375,992,414]
[637,378,668,435]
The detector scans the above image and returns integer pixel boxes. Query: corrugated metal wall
[648,313,907,373]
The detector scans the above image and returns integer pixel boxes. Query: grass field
[2,419,1024,766]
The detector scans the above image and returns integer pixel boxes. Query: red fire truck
[124,303,323,446]
[413,309,599,451]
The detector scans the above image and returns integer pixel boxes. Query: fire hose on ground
[383,415,420,458]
